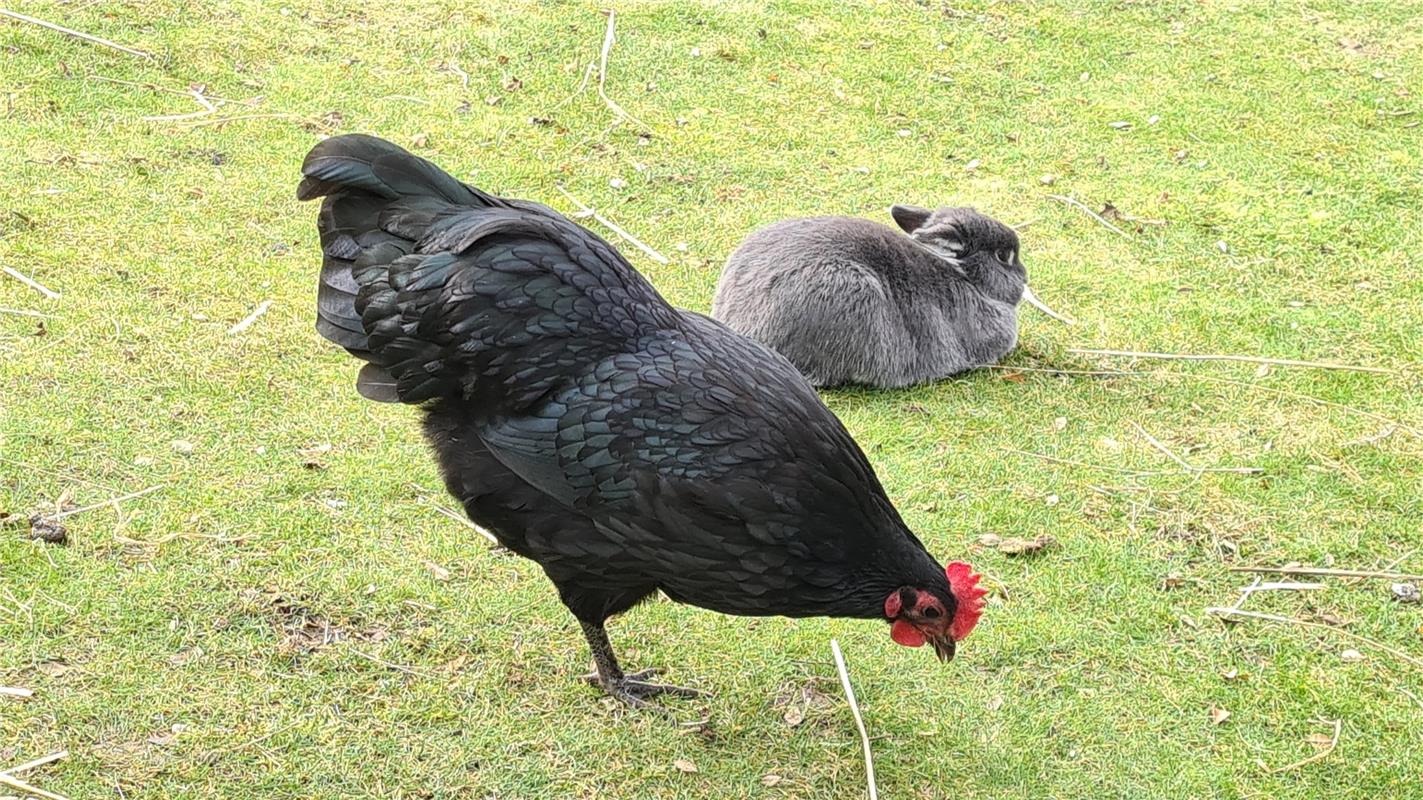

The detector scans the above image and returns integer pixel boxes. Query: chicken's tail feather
[299,134,676,408]
[299,134,505,402]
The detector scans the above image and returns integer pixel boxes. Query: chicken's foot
[579,620,705,710]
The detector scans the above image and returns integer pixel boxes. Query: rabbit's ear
[890,204,933,233]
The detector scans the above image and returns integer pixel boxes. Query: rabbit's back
[712,218,921,387]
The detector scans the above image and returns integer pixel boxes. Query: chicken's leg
[579,620,704,709]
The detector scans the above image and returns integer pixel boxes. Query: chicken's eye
[922,605,941,619]
[995,248,1015,264]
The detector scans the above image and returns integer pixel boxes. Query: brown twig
[49,486,161,519]
[1229,566,1423,582]
[1045,194,1130,238]
[1,750,67,775]
[548,63,596,114]
[1130,421,1194,472]
[0,306,58,318]
[0,771,69,800]
[2,265,60,299]
[430,503,500,546]
[0,8,152,60]
[1068,347,1391,375]
[227,299,273,335]
[595,11,649,131]
[830,639,878,800]
[347,647,436,679]
[1128,420,1261,475]
[1341,425,1397,447]
[555,186,669,264]
[175,112,331,130]
[984,366,1419,437]
[442,60,470,88]
[983,364,1148,378]
[1267,719,1341,773]
[375,94,429,105]
[1227,577,1263,612]
[87,75,256,106]
[1174,373,1419,438]
[1343,549,1417,588]
[1020,285,1077,326]
[1003,447,1174,476]
[143,86,222,121]
[1205,607,1423,669]
[1240,581,1325,594]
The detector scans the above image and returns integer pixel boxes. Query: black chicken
[299,135,986,708]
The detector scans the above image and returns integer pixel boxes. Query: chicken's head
[883,561,987,661]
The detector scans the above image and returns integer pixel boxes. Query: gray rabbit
[711,205,1028,388]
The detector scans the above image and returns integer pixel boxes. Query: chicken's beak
[930,634,956,663]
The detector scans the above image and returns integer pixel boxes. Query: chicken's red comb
[945,561,988,641]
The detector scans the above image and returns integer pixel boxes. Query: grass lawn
[3,1,1421,797]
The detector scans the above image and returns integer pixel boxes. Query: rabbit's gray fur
[711,206,1027,388]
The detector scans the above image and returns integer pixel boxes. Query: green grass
[3,1,1421,797]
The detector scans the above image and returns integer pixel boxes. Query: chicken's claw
[581,668,707,711]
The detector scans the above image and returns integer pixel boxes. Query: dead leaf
[1339,649,1364,663]
[673,758,698,773]
[782,705,805,726]
[986,695,1004,712]
[1209,705,1231,725]
[1108,121,1132,130]
[1161,572,1185,590]
[147,725,184,747]
[423,561,451,582]
[411,133,430,147]
[1305,732,1334,749]
[761,773,783,787]
[35,660,70,677]
[978,532,1056,556]
[171,439,195,454]
[168,647,203,667]
[28,514,67,544]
